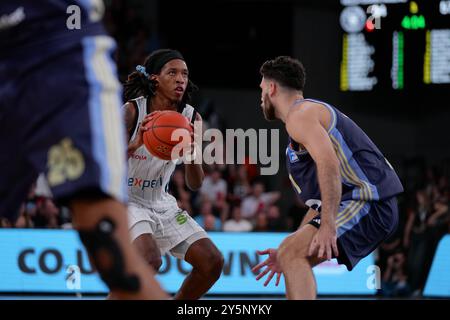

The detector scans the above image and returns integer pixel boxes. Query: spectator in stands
[253,212,269,232]
[15,203,34,228]
[243,157,259,184]
[423,167,438,197]
[437,175,448,191]
[0,217,12,228]
[241,181,280,221]
[227,165,251,203]
[32,198,60,229]
[421,195,449,291]
[427,196,449,231]
[403,189,433,296]
[194,200,222,231]
[380,250,410,297]
[287,196,309,231]
[22,184,38,224]
[200,167,228,206]
[266,205,286,232]
[223,206,253,232]
[377,212,408,297]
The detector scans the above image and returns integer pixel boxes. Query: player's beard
[262,93,276,121]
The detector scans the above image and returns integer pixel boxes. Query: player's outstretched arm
[286,104,341,260]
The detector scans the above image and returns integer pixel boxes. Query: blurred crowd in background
[2,159,449,240]
[2,134,449,299]
[377,165,450,298]
[1,0,449,299]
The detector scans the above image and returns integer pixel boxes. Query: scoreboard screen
[339,0,450,93]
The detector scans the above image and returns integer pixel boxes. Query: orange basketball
[143,111,193,161]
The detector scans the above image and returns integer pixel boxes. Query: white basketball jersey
[126,96,195,210]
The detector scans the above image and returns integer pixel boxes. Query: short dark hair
[260,56,306,91]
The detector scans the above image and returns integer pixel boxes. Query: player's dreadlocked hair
[260,56,306,91]
[124,49,198,103]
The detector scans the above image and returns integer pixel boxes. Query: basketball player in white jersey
[120,49,223,299]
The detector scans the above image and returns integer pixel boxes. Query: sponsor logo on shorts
[47,138,85,187]
[176,213,188,225]
[128,177,163,190]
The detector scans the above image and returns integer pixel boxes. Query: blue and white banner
[0,229,376,295]
[423,235,450,298]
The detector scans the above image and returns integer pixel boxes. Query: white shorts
[127,204,208,260]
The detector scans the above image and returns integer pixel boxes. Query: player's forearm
[317,161,341,226]
[185,164,204,191]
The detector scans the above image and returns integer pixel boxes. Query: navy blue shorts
[309,196,399,271]
[0,35,127,222]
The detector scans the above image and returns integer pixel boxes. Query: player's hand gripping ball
[143,111,193,161]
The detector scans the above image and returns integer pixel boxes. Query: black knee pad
[78,218,140,292]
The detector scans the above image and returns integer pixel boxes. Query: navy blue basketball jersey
[0,1,127,221]
[0,0,105,56]
[286,99,403,208]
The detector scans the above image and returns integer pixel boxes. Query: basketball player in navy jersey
[120,49,223,300]
[251,56,403,299]
[0,1,166,299]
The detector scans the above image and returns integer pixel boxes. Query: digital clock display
[340,0,450,92]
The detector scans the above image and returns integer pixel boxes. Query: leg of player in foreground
[0,1,168,299]
[71,197,168,299]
